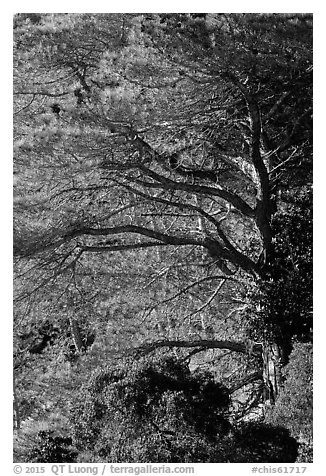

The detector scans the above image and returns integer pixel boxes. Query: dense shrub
[70,354,298,463]
[265,342,313,462]
[70,355,231,462]
[229,423,298,463]
[246,188,312,352]
[26,430,77,463]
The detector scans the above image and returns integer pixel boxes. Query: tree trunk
[13,372,21,432]
[262,342,284,404]
[69,316,84,353]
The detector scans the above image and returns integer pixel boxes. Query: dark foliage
[266,342,313,462]
[229,423,298,463]
[70,355,298,462]
[26,430,78,463]
[74,88,84,105]
[18,322,59,355]
[246,187,312,354]
[70,355,231,457]
[51,104,61,114]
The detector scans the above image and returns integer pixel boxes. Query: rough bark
[13,372,21,432]
[262,342,284,403]
[69,316,84,354]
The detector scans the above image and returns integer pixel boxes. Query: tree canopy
[13,13,313,463]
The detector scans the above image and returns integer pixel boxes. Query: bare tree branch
[134,338,263,356]
[183,279,226,320]
[229,371,263,393]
